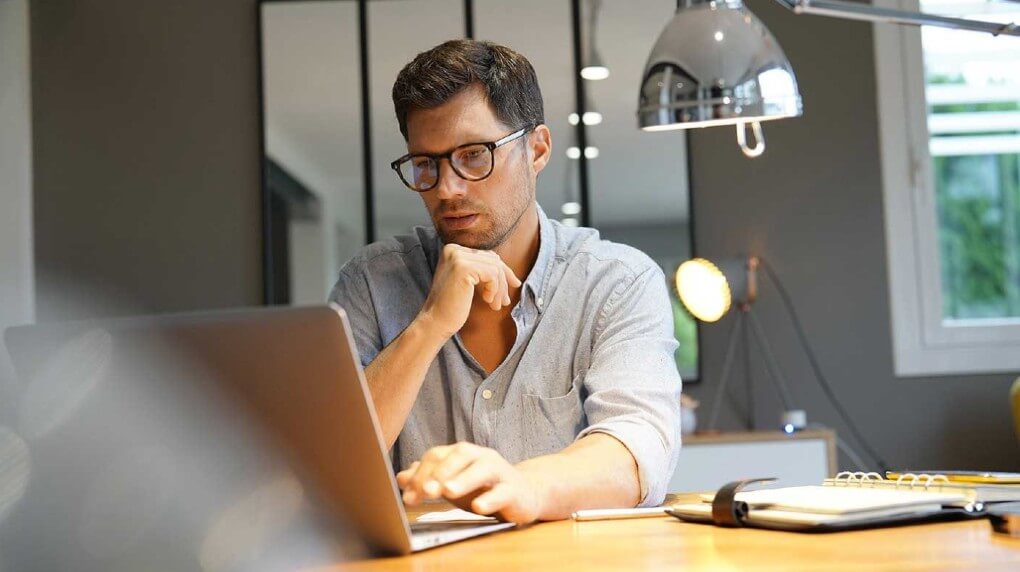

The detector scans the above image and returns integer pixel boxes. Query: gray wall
[30,0,263,321]
[684,0,1020,470]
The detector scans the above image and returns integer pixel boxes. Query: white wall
[0,0,35,379]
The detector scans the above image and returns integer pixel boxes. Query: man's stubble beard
[433,168,534,251]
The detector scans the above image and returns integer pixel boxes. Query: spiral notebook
[668,472,1020,532]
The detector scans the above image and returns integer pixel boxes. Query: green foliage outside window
[671,295,699,379]
[934,153,1020,319]
[927,67,1020,320]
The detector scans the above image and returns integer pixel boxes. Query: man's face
[405,85,544,250]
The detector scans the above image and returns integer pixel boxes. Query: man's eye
[460,149,487,164]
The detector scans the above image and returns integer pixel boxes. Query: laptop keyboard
[409,521,500,533]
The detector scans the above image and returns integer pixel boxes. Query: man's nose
[433,158,468,200]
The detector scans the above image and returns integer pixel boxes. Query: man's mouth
[441,213,479,230]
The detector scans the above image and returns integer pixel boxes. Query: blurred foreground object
[0,307,364,571]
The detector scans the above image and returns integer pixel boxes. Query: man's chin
[437,227,499,251]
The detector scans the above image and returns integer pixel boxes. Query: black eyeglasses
[390,125,535,192]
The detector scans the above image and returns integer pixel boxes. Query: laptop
[3,305,514,558]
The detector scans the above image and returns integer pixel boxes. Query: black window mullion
[358,0,375,245]
[570,0,592,227]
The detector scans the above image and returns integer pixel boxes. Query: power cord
[805,422,871,471]
[760,258,891,474]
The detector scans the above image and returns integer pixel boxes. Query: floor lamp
[675,256,890,471]
[675,257,804,432]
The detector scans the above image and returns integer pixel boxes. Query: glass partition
[585,0,697,378]
[475,0,578,221]
[370,0,464,239]
[262,1,364,304]
[259,0,698,379]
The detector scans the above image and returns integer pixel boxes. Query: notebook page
[749,504,946,525]
[699,486,967,515]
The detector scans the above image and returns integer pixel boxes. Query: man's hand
[418,244,522,337]
[396,442,544,524]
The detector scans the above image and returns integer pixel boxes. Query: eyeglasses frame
[389,124,536,192]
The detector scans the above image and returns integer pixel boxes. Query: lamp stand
[705,304,799,431]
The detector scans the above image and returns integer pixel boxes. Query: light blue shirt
[329,205,682,505]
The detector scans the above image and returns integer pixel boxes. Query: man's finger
[443,458,500,499]
[463,255,500,307]
[470,481,516,516]
[461,252,518,304]
[396,461,420,488]
[407,446,452,502]
[501,260,522,289]
[494,265,510,309]
[478,254,511,310]
[431,445,481,484]
[486,266,503,310]
[501,265,513,307]
[476,260,495,305]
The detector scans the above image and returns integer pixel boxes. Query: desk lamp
[639,0,1020,157]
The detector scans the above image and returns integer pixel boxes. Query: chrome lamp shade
[638,0,803,137]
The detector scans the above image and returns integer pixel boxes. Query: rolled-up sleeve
[575,266,682,506]
[328,265,383,368]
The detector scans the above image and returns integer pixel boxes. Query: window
[874,0,1020,375]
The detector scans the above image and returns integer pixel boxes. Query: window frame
[874,0,1020,376]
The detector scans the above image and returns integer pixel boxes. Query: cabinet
[670,429,837,493]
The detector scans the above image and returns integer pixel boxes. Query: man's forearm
[364,314,449,448]
[516,433,641,521]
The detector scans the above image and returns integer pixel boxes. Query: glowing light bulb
[675,258,732,322]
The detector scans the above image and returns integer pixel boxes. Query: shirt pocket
[522,379,586,455]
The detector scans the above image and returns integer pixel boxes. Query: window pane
[585,0,697,379]
[370,0,463,240]
[263,2,364,304]
[475,0,576,228]
[921,0,1020,320]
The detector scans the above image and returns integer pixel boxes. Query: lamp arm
[773,0,1020,37]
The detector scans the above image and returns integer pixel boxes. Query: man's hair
[392,39,545,141]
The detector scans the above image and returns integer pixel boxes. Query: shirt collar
[522,203,556,313]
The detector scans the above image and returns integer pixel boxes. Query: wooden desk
[327,500,1020,571]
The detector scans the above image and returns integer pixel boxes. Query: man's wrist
[515,460,554,521]
[409,311,454,350]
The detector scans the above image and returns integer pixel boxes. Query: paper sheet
[415,508,499,523]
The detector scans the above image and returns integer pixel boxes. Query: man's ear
[529,124,552,175]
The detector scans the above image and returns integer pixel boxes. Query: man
[330,39,681,524]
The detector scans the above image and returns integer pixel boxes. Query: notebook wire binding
[826,471,983,512]
[830,471,950,490]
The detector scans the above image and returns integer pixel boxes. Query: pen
[571,507,669,521]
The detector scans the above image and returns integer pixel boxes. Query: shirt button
[482,389,493,400]
[536,297,544,309]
